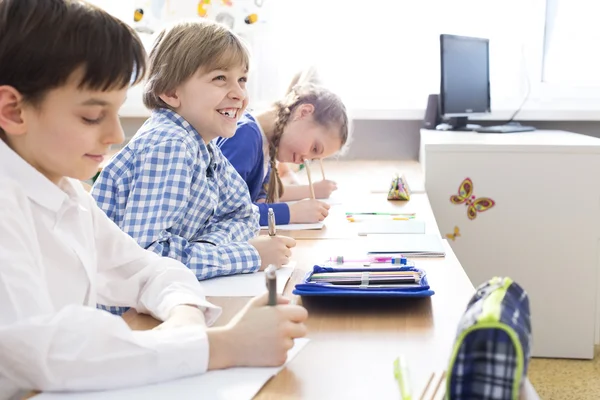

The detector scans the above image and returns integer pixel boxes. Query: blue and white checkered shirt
[92,109,261,314]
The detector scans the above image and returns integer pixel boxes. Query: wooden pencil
[304,159,316,199]
[319,158,326,180]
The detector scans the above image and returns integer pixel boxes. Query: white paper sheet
[261,222,324,231]
[200,262,296,296]
[37,338,310,400]
[356,220,426,236]
[366,234,446,256]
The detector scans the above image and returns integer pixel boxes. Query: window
[256,0,543,112]
[89,0,546,117]
[542,0,600,86]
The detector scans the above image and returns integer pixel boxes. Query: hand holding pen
[250,208,297,270]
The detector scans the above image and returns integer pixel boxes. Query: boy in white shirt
[0,1,308,398]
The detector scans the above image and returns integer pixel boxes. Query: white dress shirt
[0,139,222,398]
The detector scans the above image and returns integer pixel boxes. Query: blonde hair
[143,19,250,110]
[285,65,321,94]
[266,83,350,203]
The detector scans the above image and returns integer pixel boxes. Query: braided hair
[266,83,350,203]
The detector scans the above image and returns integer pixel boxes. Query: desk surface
[124,238,474,399]
[122,159,476,399]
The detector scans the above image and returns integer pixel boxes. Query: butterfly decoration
[446,226,461,241]
[450,178,495,220]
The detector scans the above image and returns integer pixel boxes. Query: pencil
[304,159,316,199]
[319,158,326,180]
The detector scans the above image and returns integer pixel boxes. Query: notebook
[356,220,425,236]
[366,234,446,257]
[37,339,310,400]
[199,262,295,297]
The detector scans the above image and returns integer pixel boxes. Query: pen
[329,255,407,265]
[265,264,277,306]
[394,356,412,400]
[268,207,277,236]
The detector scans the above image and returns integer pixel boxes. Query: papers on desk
[37,338,310,400]
[366,234,446,257]
[262,222,324,231]
[356,220,426,236]
[200,262,296,296]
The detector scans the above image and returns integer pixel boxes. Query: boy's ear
[295,103,315,120]
[159,89,181,109]
[0,86,27,136]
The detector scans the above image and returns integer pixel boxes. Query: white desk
[420,128,600,359]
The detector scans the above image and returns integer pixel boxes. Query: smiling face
[0,68,126,184]
[159,63,248,143]
[276,103,343,164]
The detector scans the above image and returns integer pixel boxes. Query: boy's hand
[313,179,338,199]
[289,199,330,223]
[206,293,308,369]
[249,235,296,270]
[153,305,207,331]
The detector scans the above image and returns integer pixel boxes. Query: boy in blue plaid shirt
[92,20,295,314]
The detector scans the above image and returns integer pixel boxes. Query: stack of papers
[366,234,446,257]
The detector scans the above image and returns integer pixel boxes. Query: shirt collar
[0,139,75,213]
[153,108,222,170]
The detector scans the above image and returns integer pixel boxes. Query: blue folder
[293,265,434,298]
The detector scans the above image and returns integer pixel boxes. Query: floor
[529,346,600,399]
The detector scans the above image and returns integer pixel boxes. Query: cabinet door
[425,145,600,359]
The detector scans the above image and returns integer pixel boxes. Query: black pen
[268,207,276,237]
[265,264,277,306]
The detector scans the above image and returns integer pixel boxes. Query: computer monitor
[439,34,490,130]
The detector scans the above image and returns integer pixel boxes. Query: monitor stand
[435,116,481,132]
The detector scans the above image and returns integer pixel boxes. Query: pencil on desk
[419,371,446,400]
[304,159,316,199]
[319,158,326,180]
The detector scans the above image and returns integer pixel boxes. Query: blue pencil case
[292,265,434,298]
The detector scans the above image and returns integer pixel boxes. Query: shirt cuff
[132,326,211,376]
[152,293,222,326]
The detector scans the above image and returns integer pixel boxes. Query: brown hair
[143,19,250,110]
[266,83,350,203]
[0,0,146,115]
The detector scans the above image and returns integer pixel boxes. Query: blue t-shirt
[216,113,291,226]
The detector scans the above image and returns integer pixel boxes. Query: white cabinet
[421,129,600,359]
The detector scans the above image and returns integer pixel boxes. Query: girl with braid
[217,83,350,227]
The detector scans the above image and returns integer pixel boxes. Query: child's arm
[0,193,307,391]
[277,162,301,185]
[0,192,216,391]
[254,170,291,226]
[91,196,222,323]
[94,140,261,282]
[279,179,338,201]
